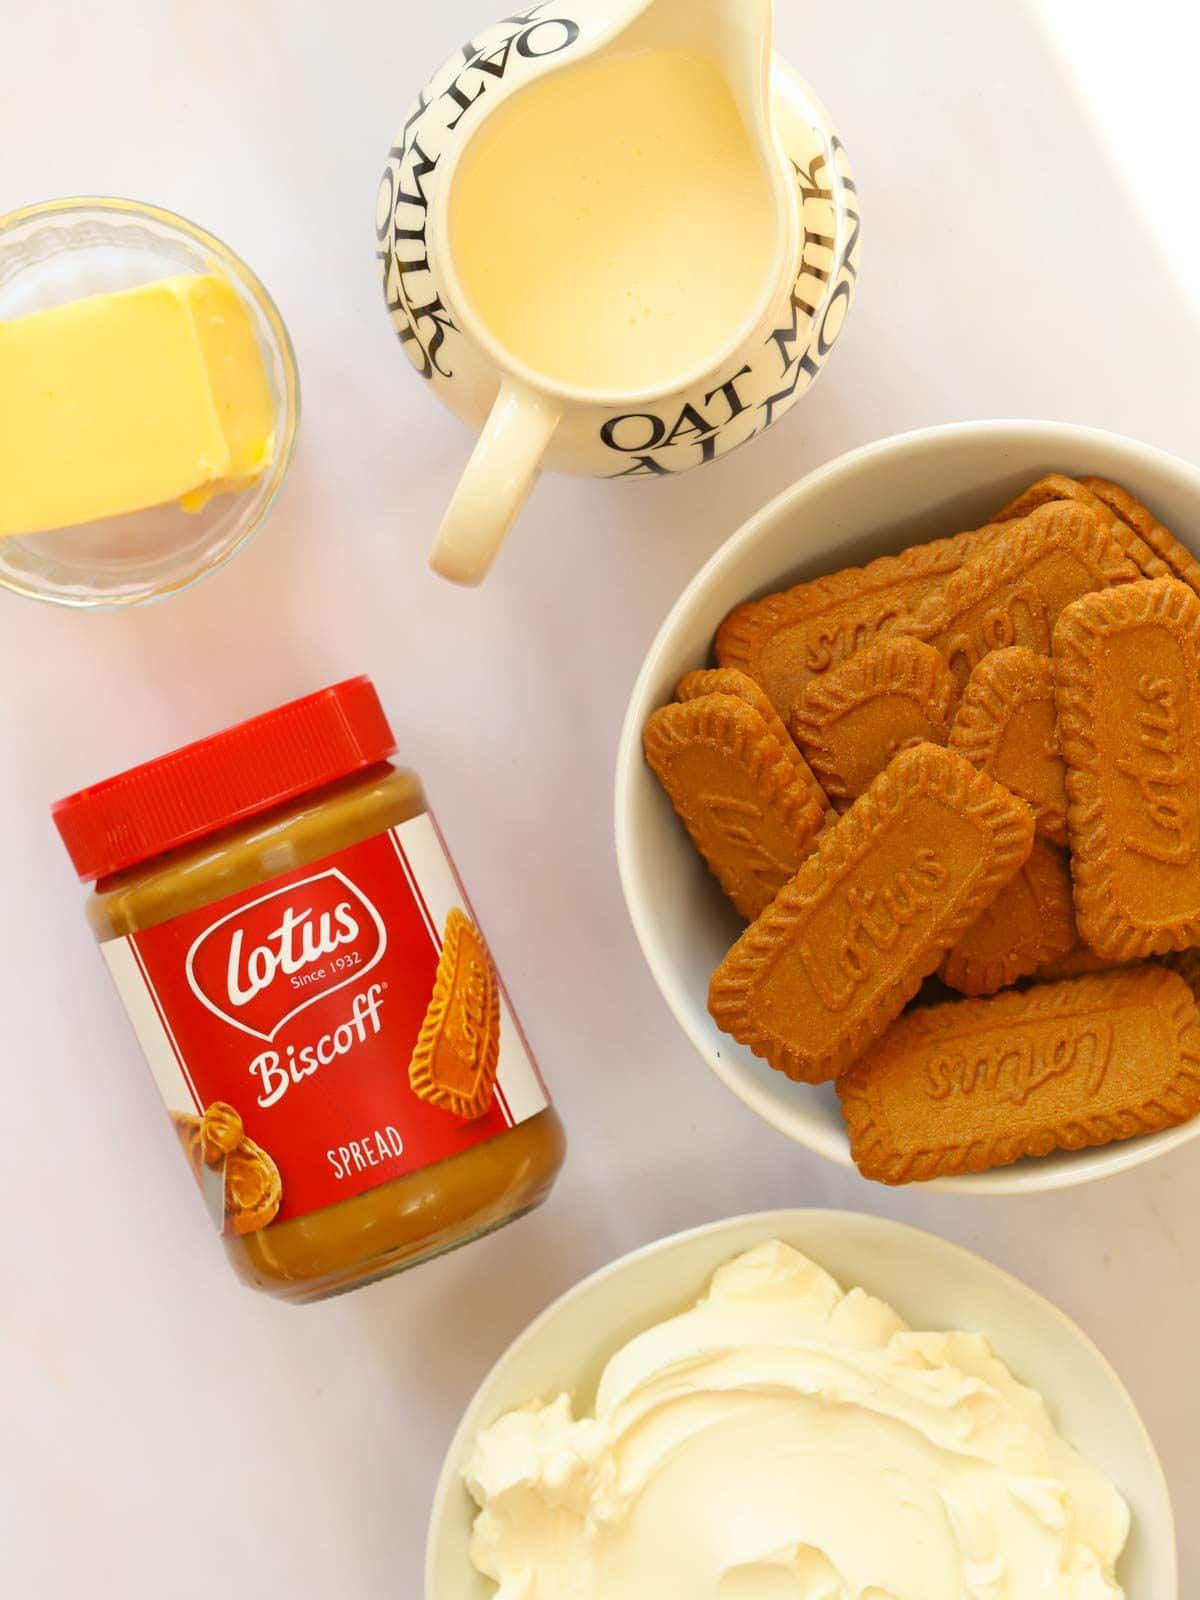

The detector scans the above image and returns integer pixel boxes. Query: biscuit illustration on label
[838,967,1200,1183]
[223,1137,282,1235]
[409,907,502,1120]
[1078,476,1200,594]
[948,646,1068,846]
[903,502,1138,690]
[675,667,829,809]
[644,694,827,920]
[708,743,1035,1083]
[171,1101,281,1234]
[940,838,1075,995]
[199,1100,244,1165]
[713,527,986,718]
[173,1101,244,1175]
[790,637,957,809]
[1055,578,1200,957]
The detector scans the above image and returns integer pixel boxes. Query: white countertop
[3,1,1198,1593]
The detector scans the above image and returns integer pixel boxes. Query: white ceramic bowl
[615,420,1200,1193]
[426,1208,1176,1597]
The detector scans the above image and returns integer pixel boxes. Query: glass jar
[53,677,565,1302]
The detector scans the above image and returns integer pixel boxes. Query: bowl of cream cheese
[426,1209,1175,1598]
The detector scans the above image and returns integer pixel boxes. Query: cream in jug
[378,0,861,584]
[448,47,776,392]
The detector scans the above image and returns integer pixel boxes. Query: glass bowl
[0,197,300,608]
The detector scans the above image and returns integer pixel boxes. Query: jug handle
[431,379,562,585]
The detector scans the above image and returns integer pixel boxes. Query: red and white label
[101,814,549,1230]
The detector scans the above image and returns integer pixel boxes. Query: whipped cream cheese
[465,1242,1128,1599]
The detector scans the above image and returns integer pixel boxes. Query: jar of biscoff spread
[53,678,565,1303]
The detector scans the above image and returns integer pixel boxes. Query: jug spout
[610,0,796,278]
[616,0,777,151]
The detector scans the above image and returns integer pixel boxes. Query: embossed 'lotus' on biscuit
[713,526,987,718]
[708,742,1035,1083]
[1055,577,1200,958]
[839,967,1200,1183]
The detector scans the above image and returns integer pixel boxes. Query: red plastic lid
[53,677,397,882]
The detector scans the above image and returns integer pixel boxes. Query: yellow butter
[0,274,275,537]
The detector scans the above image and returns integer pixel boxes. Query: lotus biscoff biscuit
[838,967,1200,1183]
[1034,941,1122,982]
[707,742,1034,1083]
[948,646,1068,846]
[992,472,1162,566]
[903,501,1138,690]
[939,837,1074,996]
[713,527,986,718]
[643,694,827,920]
[1162,945,1200,1001]
[790,636,957,809]
[994,470,1198,590]
[1055,578,1200,958]
[409,907,502,1120]
[993,472,1113,526]
[675,666,829,808]
[1079,476,1200,594]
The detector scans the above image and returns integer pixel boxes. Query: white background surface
[2,1,1198,1594]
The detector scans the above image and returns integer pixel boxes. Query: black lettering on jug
[817,280,853,358]
[794,150,833,204]
[601,413,668,453]
[387,289,456,381]
[444,8,581,129]
[704,365,753,422]
[758,351,821,429]
[768,288,821,376]
[661,403,717,446]
[609,454,672,478]
[518,18,580,57]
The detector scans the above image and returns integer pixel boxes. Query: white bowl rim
[426,1205,1177,1596]
[614,418,1200,1194]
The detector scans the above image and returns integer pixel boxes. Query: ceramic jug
[377,0,860,584]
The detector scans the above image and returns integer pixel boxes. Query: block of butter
[0,274,275,537]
